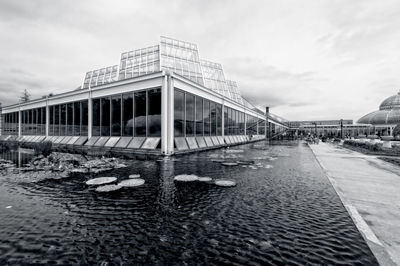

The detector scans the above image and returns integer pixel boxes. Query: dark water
[0,141,378,265]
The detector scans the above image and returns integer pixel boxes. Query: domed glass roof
[379,91,400,110]
[358,91,400,125]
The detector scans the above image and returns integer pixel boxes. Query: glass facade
[174,89,223,137]
[122,94,133,136]
[1,111,19,135]
[91,88,162,138]
[148,89,161,137]
[49,100,88,136]
[222,106,265,136]
[246,114,259,136]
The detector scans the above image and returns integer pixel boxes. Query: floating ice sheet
[174,174,199,182]
[119,179,145,187]
[215,180,236,187]
[86,177,117,185]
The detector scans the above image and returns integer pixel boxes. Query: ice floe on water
[198,177,212,182]
[95,184,122,192]
[174,174,199,182]
[236,160,254,165]
[215,180,236,187]
[86,177,117,186]
[221,162,238,166]
[119,179,145,187]
[129,174,141,179]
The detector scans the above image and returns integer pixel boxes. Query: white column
[161,73,168,155]
[18,110,21,137]
[244,111,247,136]
[221,100,225,138]
[45,97,49,137]
[167,73,175,155]
[88,89,93,138]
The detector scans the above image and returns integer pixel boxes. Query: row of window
[174,89,266,137]
[1,112,19,135]
[174,89,223,137]
[21,107,46,135]
[92,88,161,137]
[1,89,266,138]
[49,101,89,136]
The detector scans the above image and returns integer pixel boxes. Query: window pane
[210,102,216,136]
[92,99,101,136]
[67,103,73,136]
[111,95,121,136]
[54,105,60,136]
[174,90,184,137]
[101,97,111,136]
[134,91,146,137]
[148,88,161,137]
[216,104,222,135]
[185,94,194,136]
[81,101,88,136]
[203,100,210,135]
[122,93,133,136]
[195,97,203,135]
[74,102,80,136]
[60,104,66,135]
[224,107,228,136]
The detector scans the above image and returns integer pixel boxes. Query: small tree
[20,89,31,103]
[393,124,400,138]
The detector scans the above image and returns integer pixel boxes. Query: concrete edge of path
[308,143,396,266]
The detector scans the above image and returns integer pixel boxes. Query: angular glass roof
[118,45,160,80]
[80,36,262,111]
[160,36,204,85]
[226,80,243,104]
[82,65,118,89]
[200,60,230,97]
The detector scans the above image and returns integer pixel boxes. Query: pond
[0,141,377,265]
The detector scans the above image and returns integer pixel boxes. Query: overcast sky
[1,0,400,121]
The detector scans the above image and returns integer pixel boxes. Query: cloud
[1,0,400,122]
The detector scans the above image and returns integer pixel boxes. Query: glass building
[0,36,288,155]
[357,91,400,136]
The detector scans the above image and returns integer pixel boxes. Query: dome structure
[358,91,400,125]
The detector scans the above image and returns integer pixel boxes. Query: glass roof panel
[160,36,204,86]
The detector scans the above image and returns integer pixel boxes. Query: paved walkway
[309,142,400,266]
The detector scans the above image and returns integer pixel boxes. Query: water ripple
[0,141,377,265]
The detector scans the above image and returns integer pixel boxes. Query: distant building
[0,36,288,155]
[358,91,400,136]
[288,119,370,137]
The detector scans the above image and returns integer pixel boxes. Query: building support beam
[265,107,269,139]
[166,73,175,155]
[88,88,93,139]
[45,98,49,137]
[161,73,168,155]
[221,100,225,137]
[18,110,21,137]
